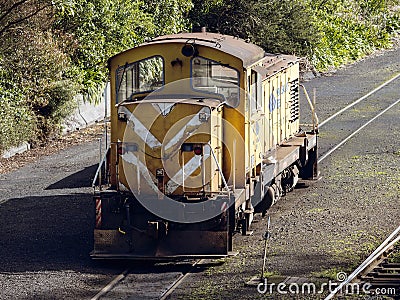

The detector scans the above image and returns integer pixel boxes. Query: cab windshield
[191,56,240,107]
[116,56,164,103]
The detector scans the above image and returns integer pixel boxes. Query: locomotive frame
[91,32,318,259]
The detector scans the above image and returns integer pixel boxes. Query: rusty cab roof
[149,32,264,68]
[110,32,298,79]
[150,32,298,76]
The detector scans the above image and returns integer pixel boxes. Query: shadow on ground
[0,193,220,276]
[45,164,98,190]
[0,193,97,272]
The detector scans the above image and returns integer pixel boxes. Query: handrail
[324,225,400,300]
[208,143,231,196]
[299,84,319,132]
[92,146,110,189]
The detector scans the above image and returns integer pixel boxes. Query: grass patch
[262,271,280,278]
[311,267,348,281]
[354,170,387,177]
[388,250,400,263]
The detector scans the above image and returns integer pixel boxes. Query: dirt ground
[0,123,106,175]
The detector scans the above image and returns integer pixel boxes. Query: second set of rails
[325,225,400,299]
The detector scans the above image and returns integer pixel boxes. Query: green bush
[0,0,193,151]
[0,28,79,149]
[310,0,400,70]
[0,76,35,152]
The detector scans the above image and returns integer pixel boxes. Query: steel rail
[324,225,400,300]
[318,97,400,163]
[90,259,203,300]
[319,72,400,127]
[90,268,130,300]
[159,259,204,300]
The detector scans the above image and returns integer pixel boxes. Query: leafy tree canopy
[52,0,193,100]
[189,0,318,56]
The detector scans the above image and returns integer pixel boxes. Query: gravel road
[0,136,123,299]
[0,46,399,300]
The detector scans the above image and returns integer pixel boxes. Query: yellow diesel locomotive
[92,32,318,259]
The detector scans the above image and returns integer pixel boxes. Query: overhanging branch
[0,2,52,36]
[0,0,31,23]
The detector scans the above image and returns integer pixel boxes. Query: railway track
[325,226,400,299]
[90,259,206,300]
[89,73,400,299]
[318,96,400,163]
[159,259,205,300]
[314,72,400,164]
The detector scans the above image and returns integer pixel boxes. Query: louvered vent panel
[289,79,299,122]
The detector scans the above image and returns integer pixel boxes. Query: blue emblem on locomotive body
[269,82,289,112]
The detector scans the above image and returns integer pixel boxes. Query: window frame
[115,55,165,103]
[190,56,240,108]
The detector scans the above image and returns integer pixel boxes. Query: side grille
[289,79,299,122]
